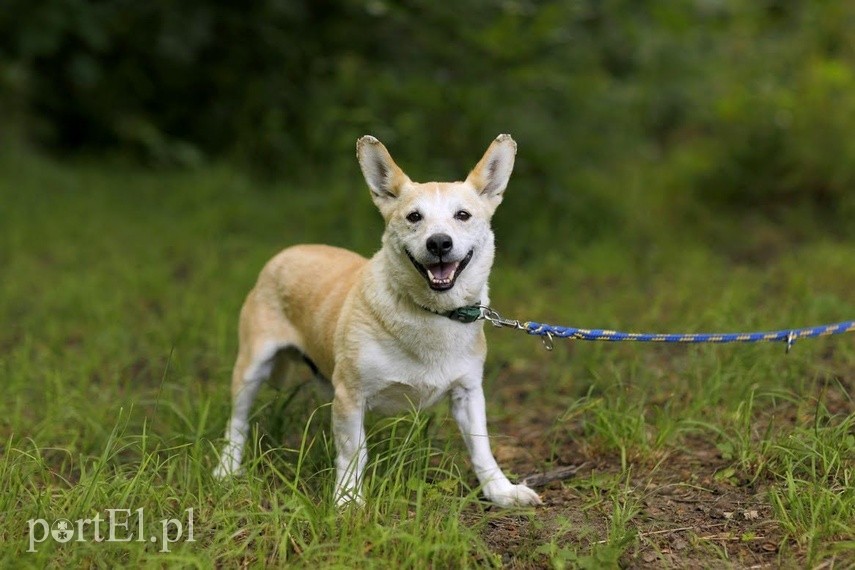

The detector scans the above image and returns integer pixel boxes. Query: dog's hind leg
[213,340,279,478]
[214,290,303,479]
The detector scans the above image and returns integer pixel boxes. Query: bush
[2,1,854,243]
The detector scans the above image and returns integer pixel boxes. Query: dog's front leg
[332,393,367,506]
[451,384,542,507]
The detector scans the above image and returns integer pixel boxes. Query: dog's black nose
[426,233,453,257]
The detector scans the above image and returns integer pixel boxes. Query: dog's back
[242,244,366,381]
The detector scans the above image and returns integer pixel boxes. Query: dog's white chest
[356,326,480,413]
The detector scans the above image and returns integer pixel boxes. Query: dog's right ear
[357,136,410,210]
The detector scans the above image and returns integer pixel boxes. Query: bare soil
[472,367,855,568]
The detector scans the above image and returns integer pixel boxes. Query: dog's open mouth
[406,249,474,291]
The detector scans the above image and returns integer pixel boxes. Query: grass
[1,147,853,567]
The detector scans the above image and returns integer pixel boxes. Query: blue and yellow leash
[459,306,855,353]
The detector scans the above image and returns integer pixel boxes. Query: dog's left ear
[466,134,516,211]
[357,136,411,213]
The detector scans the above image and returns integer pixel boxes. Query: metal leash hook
[479,305,555,350]
[479,306,526,330]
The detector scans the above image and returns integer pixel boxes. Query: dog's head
[357,134,516,310]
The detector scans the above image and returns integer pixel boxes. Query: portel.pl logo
[27,508,194,553]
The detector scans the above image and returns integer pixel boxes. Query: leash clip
[479,305,553,350]
[479,306,526,331]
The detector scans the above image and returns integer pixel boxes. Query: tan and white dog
[214,134,542,507]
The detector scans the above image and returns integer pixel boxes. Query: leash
[452,305,855,353]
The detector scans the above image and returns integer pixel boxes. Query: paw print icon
[51,519,74,543]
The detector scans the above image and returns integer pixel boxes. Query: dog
[214,134,542,508]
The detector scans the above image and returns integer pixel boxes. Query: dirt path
[477,374,814,568]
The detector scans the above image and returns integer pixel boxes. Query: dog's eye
[454,210,471,221]
[406,211,422,223]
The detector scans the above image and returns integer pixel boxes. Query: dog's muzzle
[405,247,474,292]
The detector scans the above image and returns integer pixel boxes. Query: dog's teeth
[424,263,458,287]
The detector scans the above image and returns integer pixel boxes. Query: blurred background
[2,0,853,261]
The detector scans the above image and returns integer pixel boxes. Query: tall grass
[1,149,853,566]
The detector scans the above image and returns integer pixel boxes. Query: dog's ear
[357,136,410,208]
[466,134,516,211]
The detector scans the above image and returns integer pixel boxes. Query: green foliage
[688,32,855,238]
[4,1,855,246]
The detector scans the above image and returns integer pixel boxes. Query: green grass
[1,148,853,567]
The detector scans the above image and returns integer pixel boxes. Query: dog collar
[419,302,484,324]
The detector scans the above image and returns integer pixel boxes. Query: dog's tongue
[426,261,458,281]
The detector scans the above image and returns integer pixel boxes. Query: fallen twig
[520,463,589,488]
[594,523,731,545]
[638,526,696,537]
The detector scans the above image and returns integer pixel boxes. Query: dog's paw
[485,483,543,507]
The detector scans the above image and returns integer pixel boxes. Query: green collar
[420,302,484,323]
